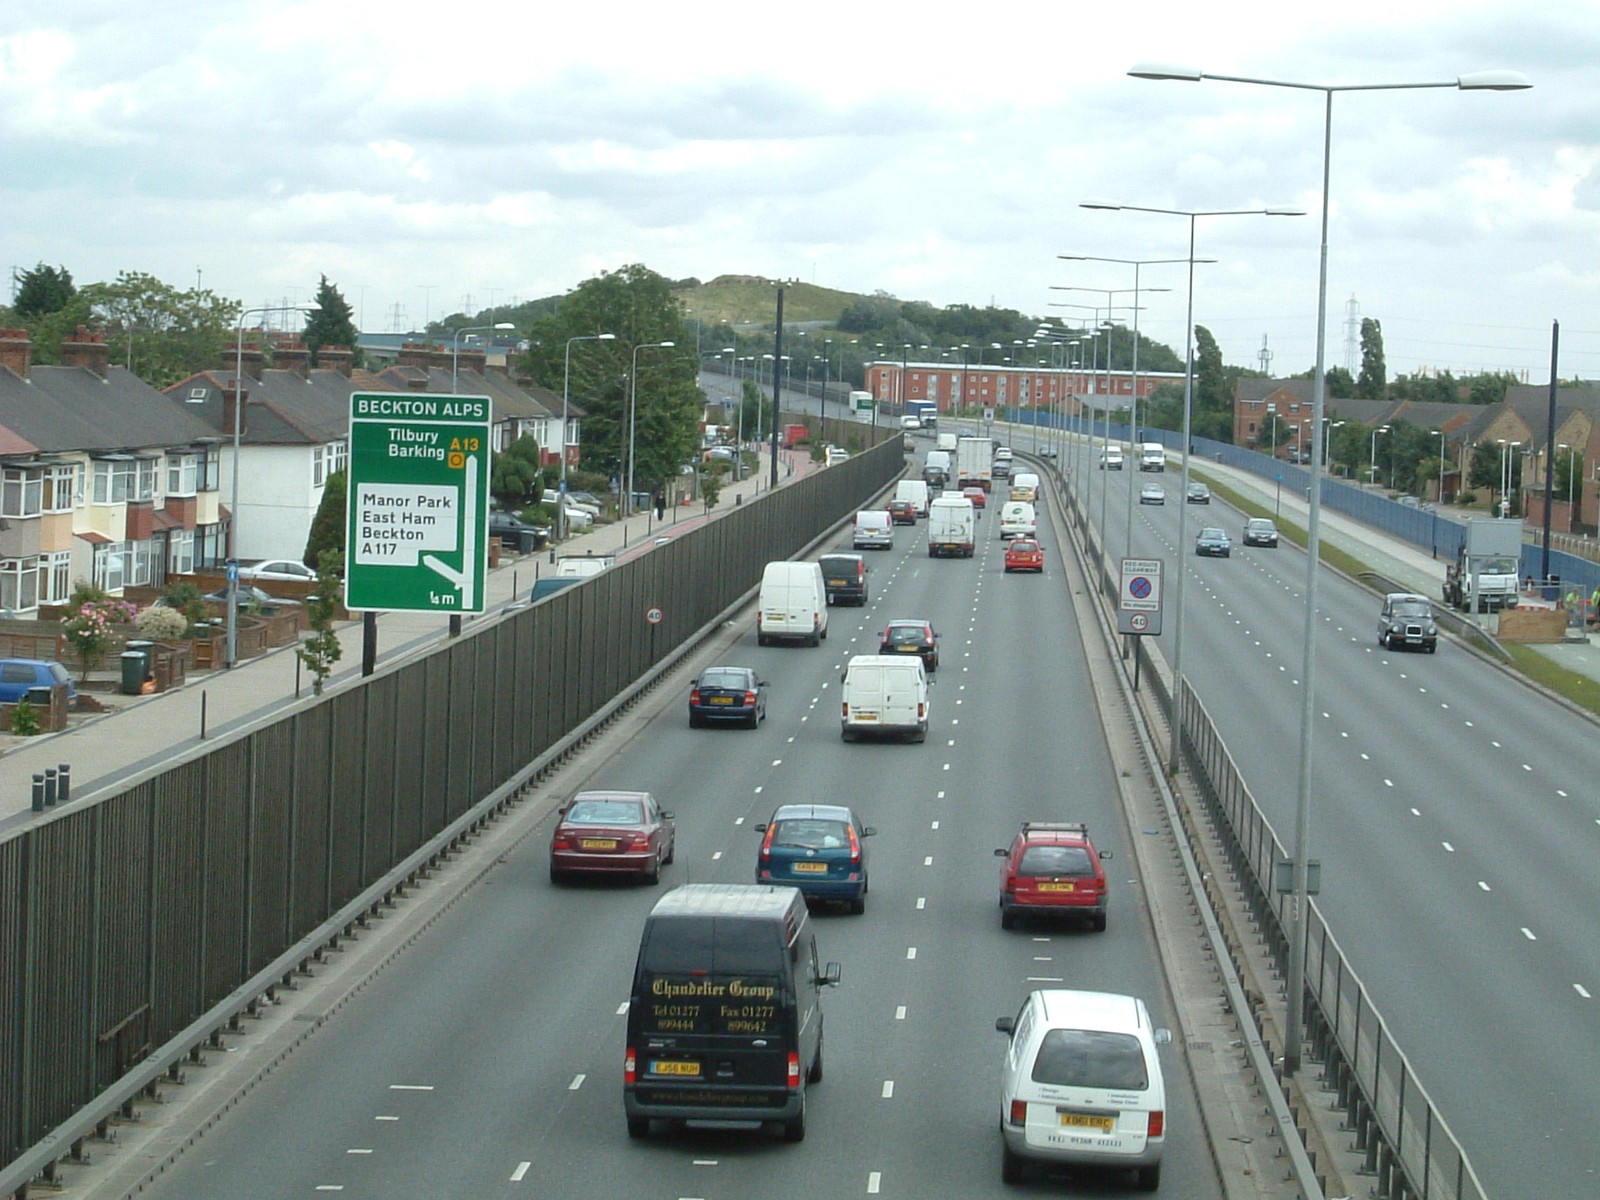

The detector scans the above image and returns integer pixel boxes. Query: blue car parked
[0,658,76,705]
[754,803,876,914]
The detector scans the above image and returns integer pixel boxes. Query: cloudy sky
[2,1,1595,382]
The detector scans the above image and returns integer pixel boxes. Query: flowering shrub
[134,605,188,641]
[62,598,139,681]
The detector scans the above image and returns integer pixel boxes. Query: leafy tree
[13,263,75,318]
[491,435,544,510]
[1328,421,1370,476]
[302,469,347,568]
[1468,372,1516,405]
[1357,318,1386,399]
[303,275,361,366]
[1468,441,1499,493]
[1324,365,1356,398]
[296,552,344,696]
[1191,325,1233,441]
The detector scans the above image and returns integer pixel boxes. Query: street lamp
[1559,443,1578,531]
[451,322,515,392]
[1433,429,1450,503]
[561,332,616,539]
[627,341,675,517]
[1132,57,1531,1080]
[1322,418,1345,471]
[1370,424,1390,486]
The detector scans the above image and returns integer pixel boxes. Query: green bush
[9,698,40,736]
[135,605,189,641]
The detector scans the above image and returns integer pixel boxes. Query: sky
[2,0,1596,382]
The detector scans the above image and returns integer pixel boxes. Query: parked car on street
[236,558,316,583]
[0,658,76,706]
[487,512,549,553]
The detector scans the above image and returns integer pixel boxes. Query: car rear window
[640,916,786,975]
[1,663,36,684]
[771,819,850,850]
[699,669,749,689]
[1031,1028,1148,1090]
[566,799,645,824]
[1018,845,1094,876]
[885,627,925,644]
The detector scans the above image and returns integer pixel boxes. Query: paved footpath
[0,448,819,830]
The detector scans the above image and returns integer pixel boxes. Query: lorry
[956,435,993,492]
[903,400,938,431]
[1443,518,1523,613]
[782,423,809,449]
[1138,442,1166,471]
[927,495,976,558]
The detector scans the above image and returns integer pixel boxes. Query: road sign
[345,392,492,614]
[1117,557,1164,636]
[645,606,664,625]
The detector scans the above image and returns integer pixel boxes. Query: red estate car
[1003,538,1043,573]
[887,499,917,525]
[995,822,1112,930]
[550,791,675,885]
[962,486,987,510]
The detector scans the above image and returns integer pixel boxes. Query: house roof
[367,365,561,422]
[0,363,219,454]
[165,367,353,446]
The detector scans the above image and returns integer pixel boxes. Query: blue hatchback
[754,803,876,914]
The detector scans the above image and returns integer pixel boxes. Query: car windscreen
[1018,845,1093,876]
[565,799,644,825]
[1031,1028,1149,1090]
[1392,602,1431,619]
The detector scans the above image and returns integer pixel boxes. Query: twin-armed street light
[451,322,515,393]
[1130,59,1530,1077]
[627,341,675,517]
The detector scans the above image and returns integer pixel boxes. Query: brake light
[787,1050,801,1089]
[743,691,757,706]
[624,1047,637,1085]
[627,831,651,850]
[760,824,777,855]
[551,831,571,850]
[1148,1110,1164,1138]
[689,688,701,705]
[1008,1098,1027,1126]
[847,823,862,865]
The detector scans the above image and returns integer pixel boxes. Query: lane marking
[616,1002,629,1016]
[1026,976,1064,982]
[1478,881,1491,891]
[923,856,933,866]
[569,1074,585,1090]
[1442,842,1455,853]
[881,1080,894,1098]
[375,1115,399,1121]
[930,820,940,830]
[906,947,918,960]
[511,1162,531,1182]
[347,1148,372,1155]
[895,1006,907,1020]
[712,851,723,861]
[868,1171,883,1194]
[916,897,926,910]
[1577,985,1593,999]
[1522,928,1537,941]
[735,817,745,825]
[389,1084,433,1091]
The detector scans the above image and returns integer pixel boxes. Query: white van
[839,655,929,743]
[553,554,615,579]
[1098,445,1124,470]
[999,501,1037,540]
[894,478,930,517]
[937,432,958,453]
[1138,442,1166,471]
[825,446,849,466]
[853,510,894,550]
[1009,472,1040,503]
[996,989,1170,1189]
[757,561,829,646]
[927,495,976,558]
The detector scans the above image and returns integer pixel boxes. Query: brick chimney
[230,341,267,381]
[316,345,354,377]
[396,342,432,369]
[457,348,487,379]
[60,326,110,378]
[0,328,31,381]
[274,339,312,381]
[221,382,248,438]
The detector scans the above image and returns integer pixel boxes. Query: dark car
[880,619,939,672]
[488,511,549,553]
[819,553,870,606]
[202,584,301,610]
[1379,592,1439,653]
[888,499,917,525]
[550,790,675,885]
[995,821,1112,931]
[1242,518,1280,547]
[1195,527,1231,557]
[755,803,876,913]
[1186,482,1211,504]
[688,666,768,728]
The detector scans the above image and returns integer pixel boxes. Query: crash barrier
[1049,453,1488,1200]
[0,438,903,1194]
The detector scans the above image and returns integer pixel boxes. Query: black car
[819,553,870,606]
[1242,518,1280,547]
[1186,482,1211,504]
[688,666,768,728]
[879,619,939,672]
[488,511,550,553]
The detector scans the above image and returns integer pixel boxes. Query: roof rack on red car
[1020,821,1088,836]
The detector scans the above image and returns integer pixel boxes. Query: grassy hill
[673,275,865,326]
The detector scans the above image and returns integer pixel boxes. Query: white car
[996,989,1170,1190]
[236,558,317,583]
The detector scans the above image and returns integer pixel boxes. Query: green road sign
[345,392,491,614]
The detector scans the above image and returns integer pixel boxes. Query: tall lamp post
[1131,58,1530,1079]
[451,322,515,392]
[1371,424,1390,486]
[227,303,314,669]
[561,332,616,540]
[627,341,675,517]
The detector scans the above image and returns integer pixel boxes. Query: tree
[296,552,344,696]
[1191,326,1233,442]
[302,469,347,568]
[491,436,544,511]
[1357,318,1386,399]
[13,263,75,318]
[1468,441,1500,493]
[1324,365,1356,398]
[303,275,361,366]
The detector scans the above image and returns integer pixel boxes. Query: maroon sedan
[549,791,675,885]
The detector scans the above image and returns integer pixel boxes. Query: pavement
[0,446,821,831]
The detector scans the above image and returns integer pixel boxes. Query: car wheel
[1135,1162,1161,1191]
[1000,907,1017,930]
[848,896,865,915]
[644,856,661,886]
[782,1095,807,1143]
[1427,643,1437,653]
[549,865,565,886]
[807,1032,824,1083]
[912,727,927,744]
[746,711,760,730]
[841,728,855,742]
[663,837,675,866]
[1091,912,1108,933]
[627,1116,650,1139]
[689,712,704,729]
[757,634,769,647]
[1001,1141,1026,1184]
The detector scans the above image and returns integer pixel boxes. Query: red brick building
[864,360,1176,417]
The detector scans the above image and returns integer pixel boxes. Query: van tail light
[917,703,926,720]
[847,823,862,865]
[1008,1099,1027,1127]
[624,1047,637,1085]
[689,688,701,705]
[1147,1110,1164,1138]
[841,703,850,720]
[756,612,764,630]
[813,614,821,632]
[786,1050,801,1090]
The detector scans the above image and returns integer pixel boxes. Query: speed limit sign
[645,606,664,625]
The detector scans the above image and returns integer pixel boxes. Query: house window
[0,556,40,613]
[198,445,221,492]
[93,541,127,592]
[197,523,227,568]
[126,540,154,587]
[92,459,135,505]
[312,440,347,488]
[168,529,195,576]
[1,467,42,518]
[167,453,198,497]
[42,465,76,513]
[135,458,158,502]
[38,551,71,604]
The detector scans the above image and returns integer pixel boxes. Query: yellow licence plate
[1036,881,1075,893]
[1060,1113,1114,1132]
[792,862,829,873]
[580,838,618,850]
[709,696,734,704]
[651,1060,701,1077]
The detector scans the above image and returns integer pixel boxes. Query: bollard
[57,764,70,805]
[200,690,208,739]
[43,767,57,808]
[32,773,45,813]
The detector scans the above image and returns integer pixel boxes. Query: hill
[672,275,866,327]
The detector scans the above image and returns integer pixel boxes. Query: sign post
[346,393,492,624]
[1117,558,1164,637]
